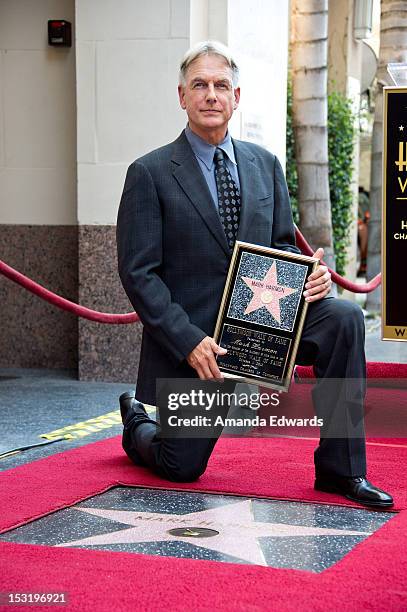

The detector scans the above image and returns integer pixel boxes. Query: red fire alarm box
[48,20,72,47]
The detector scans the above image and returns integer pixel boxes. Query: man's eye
[193,82,205,88]
[217,84,228,89]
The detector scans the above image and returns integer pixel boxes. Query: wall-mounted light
[353,0,373,40]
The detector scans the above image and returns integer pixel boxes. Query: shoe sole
[315,482,394,508]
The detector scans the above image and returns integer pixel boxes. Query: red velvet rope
[0,259,139,324]
[295,229,382,293]
[0,228,381,324]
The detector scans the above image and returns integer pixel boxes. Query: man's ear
[178,85,186,110]
[234,86,241,109]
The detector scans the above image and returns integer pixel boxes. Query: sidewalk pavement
[365,316,407,364]
[354,285,407,363]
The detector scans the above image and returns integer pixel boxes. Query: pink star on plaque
[241,261,298,324]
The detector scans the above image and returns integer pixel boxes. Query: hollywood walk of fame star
[56,499,370,567]
[241,262,298,324]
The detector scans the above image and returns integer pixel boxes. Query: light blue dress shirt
[184,124,240,210]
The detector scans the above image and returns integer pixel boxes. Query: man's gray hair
[179,40,239,87]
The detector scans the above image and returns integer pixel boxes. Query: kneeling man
[116,40,392,508]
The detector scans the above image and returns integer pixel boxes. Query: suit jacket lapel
[171,132,230,257]
[233,139,270,241]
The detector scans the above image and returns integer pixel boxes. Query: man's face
[178,54,240,143]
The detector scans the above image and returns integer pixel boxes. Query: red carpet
[297,361,407,383]
[1,432,407,611]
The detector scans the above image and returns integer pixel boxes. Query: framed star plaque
[213,242,318,391]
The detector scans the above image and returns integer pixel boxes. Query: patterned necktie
[214,147,241,250]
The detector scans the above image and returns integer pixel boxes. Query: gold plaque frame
[213,241,318,392]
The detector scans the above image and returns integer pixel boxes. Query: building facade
[0,0,290,381]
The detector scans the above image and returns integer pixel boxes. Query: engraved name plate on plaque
[213,241,318,391]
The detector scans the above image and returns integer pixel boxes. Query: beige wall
[76,0,290,226]
[0,0,290,227]
[75,0,190,225]
[190,0,289,166]
[0,0,77,225]
[228,0,289,166]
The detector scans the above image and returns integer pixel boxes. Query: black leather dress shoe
[119,391,153,467]
[315,475,394,508]
[119,390,148,426]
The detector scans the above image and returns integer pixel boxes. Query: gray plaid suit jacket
[117,130,299,404]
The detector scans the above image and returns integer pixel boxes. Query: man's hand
[187,337,227,380]
[303,247,332,302]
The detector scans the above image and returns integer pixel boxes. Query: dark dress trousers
[116,130,366,482]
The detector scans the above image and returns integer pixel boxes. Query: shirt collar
[185,124,237,171]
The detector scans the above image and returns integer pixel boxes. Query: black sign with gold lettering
[213,242,318,391]
[382,87,407,341]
